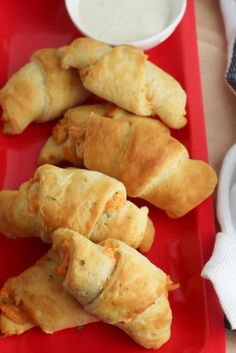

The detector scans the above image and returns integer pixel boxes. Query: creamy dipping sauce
[78,0,171,44]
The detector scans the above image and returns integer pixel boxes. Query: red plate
[0,1,225,352]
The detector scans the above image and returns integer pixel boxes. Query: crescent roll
[38,105,217,218]
[0,47,90,134]
[51,228,177,349]
[0,250,97,336]
[59,38,187,129]
[0,164,154,251]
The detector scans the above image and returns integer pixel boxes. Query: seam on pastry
[87,189,127,241]
[139,144,188,197]
[32,58,50,119]
[57,236,118,306]
[109,117,133,179]
[83,251,119,307]
[144,80,153,115]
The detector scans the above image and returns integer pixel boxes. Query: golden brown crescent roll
[0,164,153,251]
[38,105,217,218]
[59,37,187,129]
[51,228,177,349]
[0,47,90,134]
[0,250,97,336]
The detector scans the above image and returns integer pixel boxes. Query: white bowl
[65,0,187,50]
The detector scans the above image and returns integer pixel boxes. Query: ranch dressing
[78,0,171,44]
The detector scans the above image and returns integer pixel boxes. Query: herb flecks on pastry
[51,228,177,349]
[0,251,97,336]
[0,165,154,251]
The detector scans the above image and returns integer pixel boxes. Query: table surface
[195,0,236,352]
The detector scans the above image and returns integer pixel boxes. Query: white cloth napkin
[220,0,236,93]
[202,144,236,329]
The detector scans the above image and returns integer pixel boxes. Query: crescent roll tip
[0,250,97,336]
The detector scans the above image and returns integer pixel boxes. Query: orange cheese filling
[104,192,126,213]
[167,276,180,292]
[0,287,32,324]
[52,119,68,144]
[101,240,121,262]
[54,240,69,277]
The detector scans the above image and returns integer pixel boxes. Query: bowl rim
[65,0,187,47]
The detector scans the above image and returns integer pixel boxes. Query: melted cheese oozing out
[78,0,171,44]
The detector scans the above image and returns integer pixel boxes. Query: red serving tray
[0,1,225,352]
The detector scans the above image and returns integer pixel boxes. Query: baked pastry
[51,228,177,349]
[0,47,90,134]
[0,250,97,336]
[39,104,109,166]
[0,164,153,251]
[38,105,217,218]
[59,38,187,129]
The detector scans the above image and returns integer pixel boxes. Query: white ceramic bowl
[65,0,187,50]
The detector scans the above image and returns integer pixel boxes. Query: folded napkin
[220,0,236,93]
[202,143,236,329]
